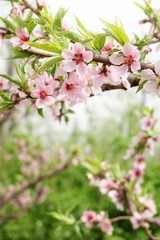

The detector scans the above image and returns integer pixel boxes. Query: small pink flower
[123,148,135,159]
[133,154,146,170]
[99,179,114,194]
[81,211,97,228]
[31,84,55,108]
[11,4,23,17]
[139,196,157,215]
[62,19,69,32]
[141,61,160,97]
[140,116,154,131]
[101,41,112,54]
[130,212,149,229]
[109,43,140,73]
[62,42,93,72]
[10,28,30,50]
[0,77,9,90]
[37,0,45,8]
[98,218,113,235]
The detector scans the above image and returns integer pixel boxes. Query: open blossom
[98,218,113,235]
[58,71,87,106]
[99,179,114,194]
[140,116,154,131]
[133,154,146,170]
[139,196,157,215]
[109,43,140,73]
[130,211,150,229]
[61,42,93,72]
[0,77,9,90]
[31,84,55,108]
[10,28,30,50]
[81,211,97,228]
[141,61,160,96]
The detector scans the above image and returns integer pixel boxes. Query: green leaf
[102,20,130,45]
[37,56,63,73]
[136,80,147,93]
[63,31,83,43]
[53,7,68,47]
[50,212,75,225]
[12,48,34,59]
[0,74,21,87]
[27,19,38,34]
[0,90,12,102]
[93,33,106,51]
[27,42,62,53]
[0,16,16,31]
[75,16,92,38]
[37,108,44,118]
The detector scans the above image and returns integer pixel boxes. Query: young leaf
[27,42,62,53]
[136,80,147,93]
[0,90,12,102]
[93,33,106,51]
[37,56,63,73]
[53,7,68,47]
[0,74,21,87]
[63,31,83,43]
[37,108,44,118]
[102,20,130,45]
[75,16,92,38]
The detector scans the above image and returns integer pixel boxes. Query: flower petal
[62,49,74,59]
[109,53,124,65]
[131,61,141,72]
[123,43,133,56]
[62,60,76,72]
[72,42,85,54]
[82,51,93,62]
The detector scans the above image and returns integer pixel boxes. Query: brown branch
[111,215,130,223]
[22,0,39,16]
[0,161,72,209]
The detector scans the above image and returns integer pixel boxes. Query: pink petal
[72,42,85,54]
[31,90,40,98]
[82,51,93,62]
[37,84,46,92]
[10,37,22,46]
[143,81,158,93]
[21,44,30,50]
[44,96,55,105]
[36,98,45,108]
[46,85,53,95]
[123,43,133,56]
[62,60,76,72]
[131,61,141,72]
[141,69,155,80]
[122,78,131,89]
[155,61,160,75]
[132,49,140,60]
[77,62,86,75]
[62,49,74,59]
[109,53,124,65]
[117,64,128,74]
[93,75,105,88]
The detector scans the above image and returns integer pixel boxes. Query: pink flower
[133,154,146,170]
[99,179,114,194]
[31,84,55,108]
[108,190,124,211]
[62,42,93,72]
[140,116,154,131]
[109,43,140,73]
[81,211,97,228]
[62,19,69,32]
[139,196,157,215]
[141,61,160,96]
[101,41,112,54]
[11,4,23,17]
[130,212,149,229]
[98,218,113,235]
[58,71,87,105]
[37,0,45,8]
[0,77,9,90]
[123,148,135,159]
[10,28,30,50]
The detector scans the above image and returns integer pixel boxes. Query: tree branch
[22,0,39,16]
[0,161,72,208]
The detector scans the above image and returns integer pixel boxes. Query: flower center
[73,54,83,64]
[40,91,47,99]
[124,56,133,65]
[66,83,74,91]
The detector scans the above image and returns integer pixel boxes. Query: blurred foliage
[0,104,160,240]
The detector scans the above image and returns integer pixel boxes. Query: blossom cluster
[80,113,160,234]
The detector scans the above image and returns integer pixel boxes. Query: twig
[22,0,39,16]
[0,161,72,208]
